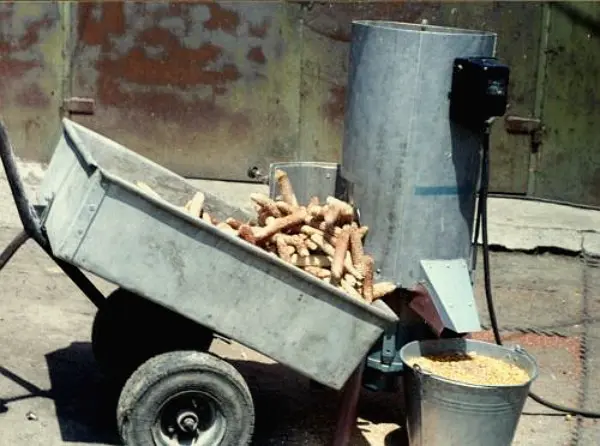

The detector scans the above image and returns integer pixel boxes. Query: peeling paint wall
[0,2,65,162]
[1,1,600,205]
[71,2,303,180]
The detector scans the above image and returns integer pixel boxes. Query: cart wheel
[92,288,213,384]
[117,351,254,446]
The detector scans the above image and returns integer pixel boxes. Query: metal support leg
[52,258,106,309]
[331,361,366,446]
[0,230,29,271]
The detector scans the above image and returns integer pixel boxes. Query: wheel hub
[155,391,227,446]
[176,411,199,433]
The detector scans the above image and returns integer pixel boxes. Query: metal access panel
[0,2,65,162]
[535,2,600,206]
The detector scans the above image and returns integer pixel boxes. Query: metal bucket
[400,338,538,446]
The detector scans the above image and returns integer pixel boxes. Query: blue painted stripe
[413,185,472,196]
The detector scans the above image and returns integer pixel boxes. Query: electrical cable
[471,172,482,273]
[479,123,600,418]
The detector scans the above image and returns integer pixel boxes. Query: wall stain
[77,2,244,112]
[0,59,40,79]
[203,3,240,35]
[323,85,346,124]
[94,77,252,136]
[78,2,126,46]
[15,84,51,108]
[0,4,55,108]
[247,46,266,64]
[0,16,53,52]
[249,18,270,38]
[0,6,53,80]
[101,28,240,88]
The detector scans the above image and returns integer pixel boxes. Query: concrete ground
[0,160,599,445]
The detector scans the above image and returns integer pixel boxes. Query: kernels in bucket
[410,352,530,386]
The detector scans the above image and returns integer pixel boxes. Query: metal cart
[0,118,398,446]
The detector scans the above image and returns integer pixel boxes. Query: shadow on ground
[0,347,117,443]
[220,358,407,445]
[0,342,408,445]
[46,342,121,444]
[0,342,120,444]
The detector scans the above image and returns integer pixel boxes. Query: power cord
[478,121,600,418]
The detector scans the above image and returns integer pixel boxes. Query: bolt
[181,417,197,432]
[247,166,261,179]
[176,411,199,433]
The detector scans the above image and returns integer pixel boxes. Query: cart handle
[0,123,45,246]
[0,119,106,309]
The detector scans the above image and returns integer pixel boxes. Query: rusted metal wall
[0,2,66,162]
[67,1,547,186]
[70,2,303,180]
[2,1,600,205]
[66,1,547,190]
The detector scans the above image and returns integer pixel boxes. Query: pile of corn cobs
[137,169,396,303]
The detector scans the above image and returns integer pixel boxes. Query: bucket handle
[412,363,433,380]
[411,363,430,397]
[512,344,538,374]
[512,344,535,362]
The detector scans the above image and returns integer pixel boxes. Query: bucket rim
[399,338,539,390]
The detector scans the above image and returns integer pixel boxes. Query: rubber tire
[92,288,214,385]
[117,351,255,446]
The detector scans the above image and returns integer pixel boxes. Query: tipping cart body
[36,118,398,390]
